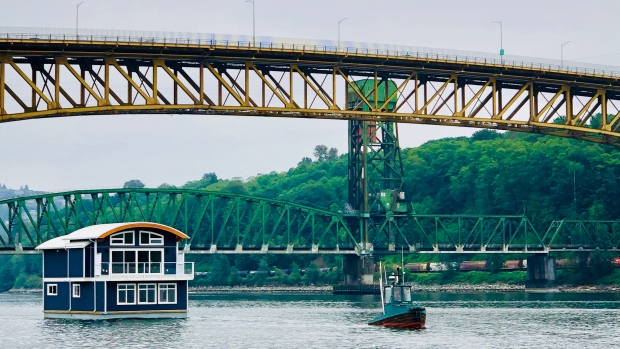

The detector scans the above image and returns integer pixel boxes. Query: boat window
[393,287,402,302]
[47,284,57,296]
[117,284,136,305]
[403,287,411,302]
[159,283,177,304]
[110,231,135,246]
[138,284,157,304]
[72,284,80,298]
[111,249,164,274]
[383,287,392,304]
[139,231,164,246]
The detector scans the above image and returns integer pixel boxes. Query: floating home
[36,222,194,319]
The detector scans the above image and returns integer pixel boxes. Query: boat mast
[379,261,385,314]
[401,247,405,284]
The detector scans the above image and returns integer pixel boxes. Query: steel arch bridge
[1,33,620,145]
[1,189,619,254]
[0,189,356,254]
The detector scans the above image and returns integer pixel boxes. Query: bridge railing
[2,31,620,78]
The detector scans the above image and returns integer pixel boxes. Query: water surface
[0,292,619,348]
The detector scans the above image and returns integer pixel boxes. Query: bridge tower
[344,78,409,285]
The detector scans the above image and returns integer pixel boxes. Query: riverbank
[187,283,620,294]
[7,283,619,294]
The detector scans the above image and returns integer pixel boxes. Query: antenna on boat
[378,261,385,314]
[401,246,405,284]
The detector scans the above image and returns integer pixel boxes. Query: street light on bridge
[491,20,504,64]
[76,1,85,39]
[246,0,256,47]
[338,17,348,52]
[561,41,572,69]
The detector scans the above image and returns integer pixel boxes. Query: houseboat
[36,222,194,319]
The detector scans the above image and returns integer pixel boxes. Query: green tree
[304,263,320,285]
[313,145,328,162]
[158,183,177,189]
[0,262,15,292]
[287,262,302,285]
[202,172,219,186]
[123,179,145,188]
[326,148,338,161]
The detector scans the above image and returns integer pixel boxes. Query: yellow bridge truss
[2,35,620,145]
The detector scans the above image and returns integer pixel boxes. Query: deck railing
[99,262,194,276]
[2,29,620,78]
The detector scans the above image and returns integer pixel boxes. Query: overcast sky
[1,0,619,191]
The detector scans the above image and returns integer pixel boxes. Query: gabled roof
[36,222,189,250]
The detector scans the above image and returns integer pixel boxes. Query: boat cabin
[383,273,413,304]
[36,222,194,319]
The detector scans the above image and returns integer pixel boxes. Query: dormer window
[140,231,164,245]
[110,231,135,245]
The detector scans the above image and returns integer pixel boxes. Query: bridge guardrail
[2,31,620,79]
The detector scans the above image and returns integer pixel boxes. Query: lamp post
[246,0,255,46]
[338,17,348,52]
[76,1,84,39]
[561,41,572,68]
[491,20,503,64]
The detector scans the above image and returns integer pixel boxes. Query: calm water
[1,292,619,349]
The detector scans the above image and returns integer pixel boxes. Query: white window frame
[72,284,80,298]
[47,284,57,296]
[117,284,136,305]
[110,248,164,274]
[158,283,177,304]
[139,231,164,246]
[110,231,135,246]
[138,283,158,304]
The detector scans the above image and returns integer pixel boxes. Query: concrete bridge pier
[526,254,556,288]
[343,255,375,285]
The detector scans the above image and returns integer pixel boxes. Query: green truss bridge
[1,189,619,255]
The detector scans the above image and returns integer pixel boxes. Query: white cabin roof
[36,238,92,250]
[36,222,189,250]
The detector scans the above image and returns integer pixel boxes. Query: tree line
[5,128,620,290]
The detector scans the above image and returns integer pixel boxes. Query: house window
[47,284,57,296]
[140,231,164,245]
[72,284,80,298]
[110,231,135,246]
[138,284,157,304]
[117,284,136,305]
[158,283,177,304]
[111,249,163,274]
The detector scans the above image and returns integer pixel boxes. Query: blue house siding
[43,251,68,278]
[70,282,95,312]
[69,249,84,278]
[84,245,94,278]
[43,282,70,311]
[106,281,188,312]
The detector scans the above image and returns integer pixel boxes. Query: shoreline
[189,283,620,294]
[7,283,619,294]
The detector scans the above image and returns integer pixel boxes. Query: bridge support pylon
[343,79,408,288]
[343,255,375,285]
[526,255,557,289]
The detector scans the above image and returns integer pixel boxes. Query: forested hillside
[4,129,620,290]
[184,130,620,229]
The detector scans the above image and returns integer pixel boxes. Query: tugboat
[368,263,426,329]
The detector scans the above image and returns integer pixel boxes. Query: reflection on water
[0,292,619,349]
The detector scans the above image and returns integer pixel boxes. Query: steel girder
[2,38,620,145]
[542,220,620,251]
[364,214,547,254]
[0,189,358,254]
[2,189,617,254]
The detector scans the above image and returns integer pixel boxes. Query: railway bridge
[2,29,620,286]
